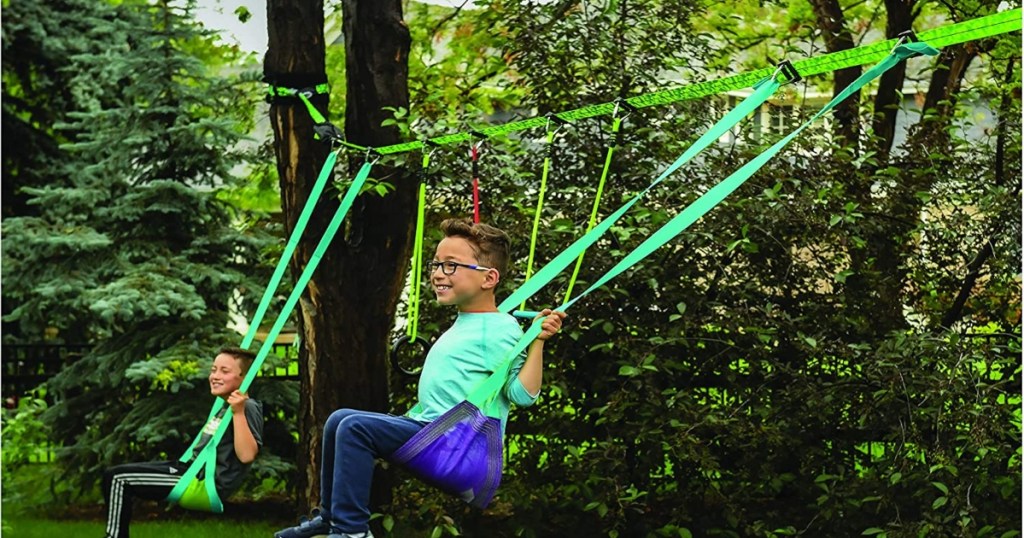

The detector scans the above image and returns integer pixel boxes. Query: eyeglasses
[426,260,492,276]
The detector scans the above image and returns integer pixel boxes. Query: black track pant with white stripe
[102,460,190,538]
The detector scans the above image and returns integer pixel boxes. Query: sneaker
[274,508,331,538]
[326,533,373,538]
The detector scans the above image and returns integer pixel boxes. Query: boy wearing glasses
[275,218,565,538]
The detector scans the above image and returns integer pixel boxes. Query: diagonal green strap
[168,161,375,508]
[521,127,560,310]
[563,114,623,303]
[370,10,1019,156]
[176,148,342,464]
[471,42,938,408]
[498,75,783,312]
[565,41,937,312]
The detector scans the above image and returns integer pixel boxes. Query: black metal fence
[1,343,301,409]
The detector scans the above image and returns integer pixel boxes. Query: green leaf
[619,365,641,377]
[862,528,885,536]
[931,481,949,495]
[932,496,948,509]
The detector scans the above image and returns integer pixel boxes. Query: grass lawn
[2,516,282,537]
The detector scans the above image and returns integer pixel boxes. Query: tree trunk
[870,0,916,159]
[265,0,412,514]
[809,0,862,149]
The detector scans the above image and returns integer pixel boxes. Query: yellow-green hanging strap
[521,115,566,310]
[563,100,631,302]
[407,151,431,341]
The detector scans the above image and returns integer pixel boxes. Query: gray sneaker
[274,508,330,538]
[326,532,374,538]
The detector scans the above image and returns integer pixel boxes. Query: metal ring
[390,335,431,378]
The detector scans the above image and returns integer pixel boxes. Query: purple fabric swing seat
[390,400,504,508]
[389,345,528,509]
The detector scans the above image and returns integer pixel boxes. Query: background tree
[370,1,1020,536]
[1,0,281,497]
[263,0,412,510]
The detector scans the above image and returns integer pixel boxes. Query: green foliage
[377,1,1020,536]
[0,0,288,499]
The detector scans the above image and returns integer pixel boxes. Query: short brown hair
[440,218,511,277]
[217,346,257,375]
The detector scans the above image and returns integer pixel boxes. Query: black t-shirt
[191,399,264,497]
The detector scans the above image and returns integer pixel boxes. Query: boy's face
[209,353,244,398]
[431,236,498,309]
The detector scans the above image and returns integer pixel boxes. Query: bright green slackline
[364,9,1019,156]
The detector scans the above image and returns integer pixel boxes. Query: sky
[194,0,472,54]
[195,0,267,54]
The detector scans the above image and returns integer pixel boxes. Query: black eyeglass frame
[426,260,493,276]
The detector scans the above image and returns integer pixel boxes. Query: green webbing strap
[368,10,1019,156]
[269,83,369,152]
[563,113,623,302]
[498,73,784,312]
[175,148,343,464]
[407,153,430,340]
[267,84,331,123]
[468,42,939,409]
[521,126,561,310]
[167,161,376,509]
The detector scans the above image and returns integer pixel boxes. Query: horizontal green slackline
[365,8,1020,156]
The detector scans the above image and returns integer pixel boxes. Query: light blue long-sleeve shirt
[406,312,537,432]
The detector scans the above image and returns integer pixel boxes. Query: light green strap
[240,149,341,349]
[407,153,430,340]
[564,115,622,302]
[521,128,559,310]
[498,76,783,313]
[167,407,233,508]
[175,148,343,464]
[558,41,936,313]
[474,43,937,406]
[169,161,376,507]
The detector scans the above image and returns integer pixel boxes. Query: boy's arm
[227,391,259,464]
[517,309,566,395]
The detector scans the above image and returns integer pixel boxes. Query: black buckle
[312,122,343,144]
[545,112,569,126]
[614,97,638,114]
[775,60,802,85]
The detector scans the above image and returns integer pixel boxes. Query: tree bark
[870,0,916,159]
[809,0,862,149]
[265,0,412,514]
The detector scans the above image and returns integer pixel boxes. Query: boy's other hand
[227,390,249,413]
[534,309,567,341]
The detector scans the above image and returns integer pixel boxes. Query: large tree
[264,0,412,509]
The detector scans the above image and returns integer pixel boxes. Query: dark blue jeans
[321,409,426,533]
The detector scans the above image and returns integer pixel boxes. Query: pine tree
[2,0,271,489]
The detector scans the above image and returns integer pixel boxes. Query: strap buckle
[312,122,344,144]
[773,60,802,85]
[891,29,922,57]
